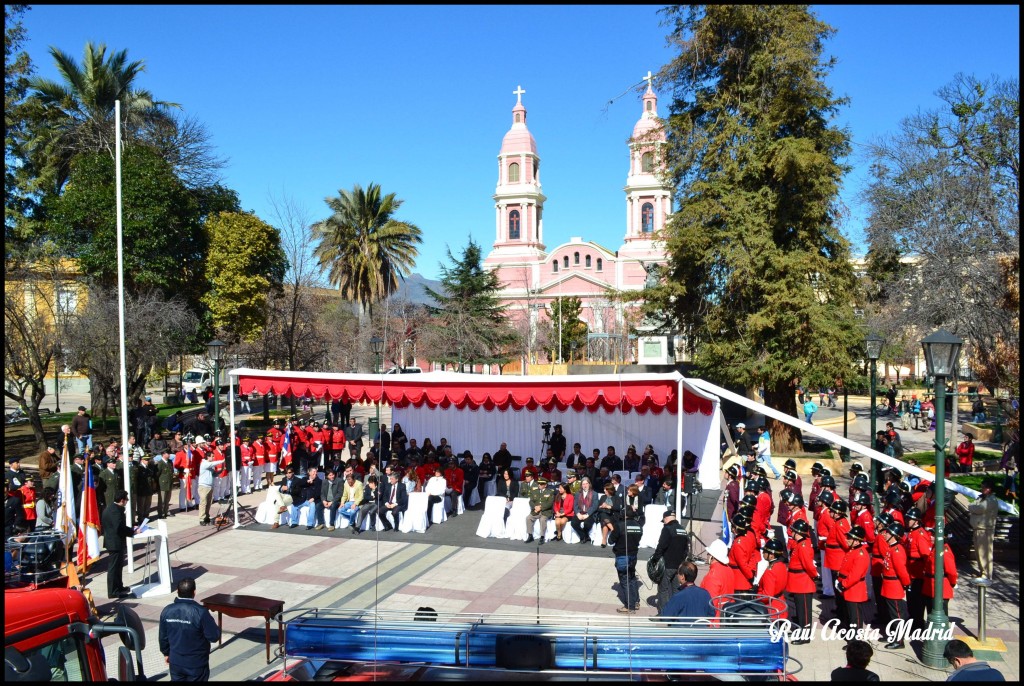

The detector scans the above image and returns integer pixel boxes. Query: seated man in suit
[381,471,408,530]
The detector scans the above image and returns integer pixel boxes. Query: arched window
[574,252,580,265]
[641,202,654,233]
[533,161,538,180]
[646,100,653,113]
[508,162,520,183]
[641,152,654,173]
[596,258,603,272]
[563,256,569,268]
[552,260,558,273]
[508,210,521,240]
[515,113,521,123]
[585,255,592,268]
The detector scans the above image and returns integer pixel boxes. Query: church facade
[483,78,673,365]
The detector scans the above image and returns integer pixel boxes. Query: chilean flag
[722,505,732,547]
[53,438,77,545]
[77,464,101,568]
[282,421,292,459]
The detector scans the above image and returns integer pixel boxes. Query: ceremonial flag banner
[78,464,101,567]
[185,443,194,502]
[722,506,732,546]
[53,440,77,544]
[282,421,292,459]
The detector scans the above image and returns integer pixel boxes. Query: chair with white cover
[401,492,429,533]
[485,480,497,498]
[561,520,580,544]
[255,485,291,526]
[613,470,631,485]
[505,497,532,541]
[639,504,666,548]
[476,495,508,539]
[529,518,557,542]
[430,497,448,526]
[451,493,465,515]
[466,484,481,508]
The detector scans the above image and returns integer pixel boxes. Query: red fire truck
[5,532,147,682]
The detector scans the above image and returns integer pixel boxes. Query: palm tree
[27,42,179,193]
[312,183,423,332]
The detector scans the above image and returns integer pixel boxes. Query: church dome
[500,96,537,155]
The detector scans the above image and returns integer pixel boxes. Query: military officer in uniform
[650,509,690,612]
[525,477,555,544]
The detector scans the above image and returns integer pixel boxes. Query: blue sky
[19,5,1020,280]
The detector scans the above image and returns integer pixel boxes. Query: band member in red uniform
[786,519,818,643]
[850,473,875,516]
[836,525,870,637]
[752,482,772,541]
[879,521,911,649]
[904,508,932,633]
[822,497,850,604]
[724,465,741,522]
[702,539,736,618]
[252,434,266,491]
[808,462,825,521]
[847,462,865,505]
[729,513,758,593]
[265,431,280,487]
[782,459,803,499]
[240,436,254,494]
[758,538,789,621]
[923,529,957,618]
[785,491,809,541]
[881,489,906,527]
[777,488,792,530]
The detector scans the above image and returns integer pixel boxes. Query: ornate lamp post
[207,339,225,433]
[370,335,384,428]
[919,329,963,667]
[865,332,885,501]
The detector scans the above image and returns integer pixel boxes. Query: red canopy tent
[226,370,721,527]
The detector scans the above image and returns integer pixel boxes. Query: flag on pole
[281,420,292,469]
[77,463,102,568]
[185,443,194,503]
[53,438,77,544]
[722,505,732,546]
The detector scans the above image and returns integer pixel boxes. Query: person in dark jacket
[159,577,220,681]
[651,510,691,613]
[315,469,343,530]
[660,561,715,623]
[381,471,408,530]
[101,490,136,599]
[612,511,644,613]
[942,639,1006,681]
[5,479,27,539]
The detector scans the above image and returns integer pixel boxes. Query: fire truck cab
[5,533,147,682]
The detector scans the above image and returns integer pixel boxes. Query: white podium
[130,519,172,598]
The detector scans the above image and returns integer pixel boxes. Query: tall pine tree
[655,5,862,451]
[423,237,516,371]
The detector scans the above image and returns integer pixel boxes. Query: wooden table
[202,593,284,663]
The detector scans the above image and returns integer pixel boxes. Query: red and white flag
[53,438,77,544]
[77,462,102,568]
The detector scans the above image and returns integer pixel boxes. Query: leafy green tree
[203,211,287,343]
[312,182,423,332]
[655,5,863,451]
[4,5,37,258]
[26,41,179,195]
[863,74,1019,394]
[545,296,588,363]
[423,237,517,371]
[45,145,208,306]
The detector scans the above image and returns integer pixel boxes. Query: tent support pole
[676,378,684,517]
[230,379,239,529]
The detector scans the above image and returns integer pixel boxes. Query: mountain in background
[391,272,442,306]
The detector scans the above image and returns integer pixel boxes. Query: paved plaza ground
[14,391,1016,680]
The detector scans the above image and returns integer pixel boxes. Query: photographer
[548,424,566,461]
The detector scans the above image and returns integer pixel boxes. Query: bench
[201,593,284,663]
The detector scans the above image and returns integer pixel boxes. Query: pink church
[483,78,672,366]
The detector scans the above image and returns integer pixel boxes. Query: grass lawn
[902,449,1001,467]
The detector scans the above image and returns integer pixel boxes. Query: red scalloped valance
[236,372,714,416]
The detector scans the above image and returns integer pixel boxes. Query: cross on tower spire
[643,70,653,92]
[513,85,526,104]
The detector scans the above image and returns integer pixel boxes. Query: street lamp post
[370,336,384,429]
[865,332,885,504]
[207,339,225,434]
[920,329,963,668]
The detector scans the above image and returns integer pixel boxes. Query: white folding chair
[639,504,666,548]
[506,497,531,541]
[430,498,448,526]
[476,495,508,539]
[466,485,481,508]
[402,492,429,533]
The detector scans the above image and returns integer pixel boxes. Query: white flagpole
[230,376,239,528]
[115,100,135,565]
[676,377,684,517]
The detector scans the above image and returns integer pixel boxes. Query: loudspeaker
[495,634,554,670]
